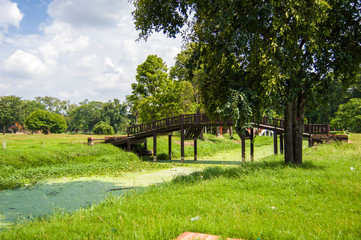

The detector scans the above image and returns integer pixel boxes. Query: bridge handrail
[127,114,330,137]
[257,116,330,135]
[127,114,218,136]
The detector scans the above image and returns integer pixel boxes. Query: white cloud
[0,0,23,42]
[48,0,126,29]
[3,49,48,77]
[0,0,183,103]
[0,0,23,29]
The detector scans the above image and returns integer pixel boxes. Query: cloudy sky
[0,0,183,104]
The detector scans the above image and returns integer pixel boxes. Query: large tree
[68,101,103,132]
[133,0,361,164]
[25,110,67,134]
[0,96,22,134]
[101,99,129,133]
[127,55,196,123]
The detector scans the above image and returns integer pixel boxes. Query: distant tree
[127,55,196,123]
[34,96,71,115]
[170,44,202,112]
[25,110,67,134]
[0,96,22,134]
[331,98,361,133]
[68,101,103,132]
[101,99,129,133]
[93,121,115,135]
[19,100,46,125]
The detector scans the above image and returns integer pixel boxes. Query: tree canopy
[0,96,22,134]
[133,0,361,164]
[127,55,196,123]
[25,110,67,134]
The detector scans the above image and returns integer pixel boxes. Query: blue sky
[0,0,183,104]
[10,0,52,35]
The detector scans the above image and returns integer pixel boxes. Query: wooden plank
[168,133,172,160]
[274,131,278,154]
[181,127,185,163]
[194,139,197,161]
[241,135,246,162]
[153,132,157,162]
[250,128,254,161]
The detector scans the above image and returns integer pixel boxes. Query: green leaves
[0,96,22,133]
[25,110,67,134]
[127,55,196,123]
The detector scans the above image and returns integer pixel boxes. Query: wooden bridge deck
[88,114,331,162]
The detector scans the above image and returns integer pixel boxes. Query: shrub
[93,121,114,135]
[25,110,67,133]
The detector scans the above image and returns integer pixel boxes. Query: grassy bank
[0,133,270,190]
[1,135,360,239]
[0,134,153,190]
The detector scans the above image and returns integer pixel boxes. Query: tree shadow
[171,159,326,185]
[157,159,243,165]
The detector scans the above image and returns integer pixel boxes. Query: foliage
[127,55,196,123]
[68,102,103,132]
[34,96,74,116]
[0,95,22,134]
[1,136,361,239]
[93,121,115,135]
[100,99,129,133]
[0,134,156,190]
[25,110,67,134]
[19,100,46,124]
[133,0,361,164]
[331,98,361,132]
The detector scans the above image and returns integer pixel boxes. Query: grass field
[0,134,360,239]
[0,133,268,190]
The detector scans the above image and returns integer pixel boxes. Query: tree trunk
[294,94,306,164]
[3,125,5,135]
[284,100,294,163]
[284,93,306,164]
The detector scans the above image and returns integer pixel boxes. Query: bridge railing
[258,116,330,135]
[127,114,217,136]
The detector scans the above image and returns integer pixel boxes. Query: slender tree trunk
[3,125,5,135]
[294,94,306,164]
[284,100,294,163]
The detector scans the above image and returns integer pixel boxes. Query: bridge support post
[274,131,278,154]
[127,138,131,152]
[168,133,172,160]
[194,139,197,161]
[241,135,246,162]
[280,134,284,154]
[153,132,157,162]
[181,127,185,163]
[250,128,254,161]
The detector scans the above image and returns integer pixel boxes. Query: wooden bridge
[88,114,331,162]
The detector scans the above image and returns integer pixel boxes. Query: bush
[93,121,114,135]
[25,110,67,133]
[331,98,361,132]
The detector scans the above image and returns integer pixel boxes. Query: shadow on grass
[171,159,325,185]
[156,159,243,166]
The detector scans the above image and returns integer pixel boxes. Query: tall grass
[0,133,271,190]
[1,135,360,239]
[0,134,162,190]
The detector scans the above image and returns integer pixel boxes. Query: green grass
[0,133,271,190]
[1,135,360,239]
[0,134,161,190]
